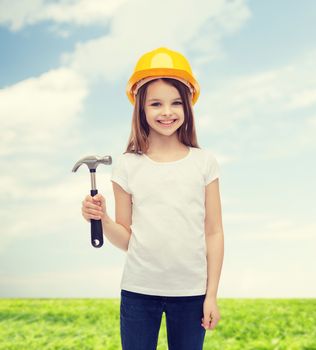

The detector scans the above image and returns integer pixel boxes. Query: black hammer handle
[90,189,104,248]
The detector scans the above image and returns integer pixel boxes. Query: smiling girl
[81,47,224,350]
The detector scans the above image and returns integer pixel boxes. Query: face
[144,79,185,136]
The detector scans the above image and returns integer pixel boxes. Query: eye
[150,101,182,106]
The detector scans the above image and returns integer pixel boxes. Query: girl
[81,47,224,350]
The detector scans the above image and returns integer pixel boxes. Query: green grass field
[1,298,315,350]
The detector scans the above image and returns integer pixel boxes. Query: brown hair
[124,78,201,155]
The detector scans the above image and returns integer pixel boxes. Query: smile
[156,119,178,127]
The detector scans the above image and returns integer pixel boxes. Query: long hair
[124,78,201,154]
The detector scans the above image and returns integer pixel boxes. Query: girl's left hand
[201,297,221,330]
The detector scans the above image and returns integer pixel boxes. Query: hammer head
[72,155,112,172]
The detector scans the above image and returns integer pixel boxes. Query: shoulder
[112,151,142,169]
[113,151,141,160]
[121,151,142,163]
[204,148,219,164]
[190,147,220,185]
[190,146,218,163]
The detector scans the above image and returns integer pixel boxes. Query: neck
[147,134,186,154]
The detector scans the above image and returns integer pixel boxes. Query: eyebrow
[147,98,182,102]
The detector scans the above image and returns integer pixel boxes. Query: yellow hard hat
[126,47,200,105]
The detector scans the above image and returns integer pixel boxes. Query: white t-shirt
[110,146,220,296]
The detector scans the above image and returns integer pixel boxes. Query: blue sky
[0,0,315,298]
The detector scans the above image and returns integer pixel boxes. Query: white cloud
[0,67,88,156]
[198,49,316,132]
[0,0,42,31]
[306,115,316,127]
[0,0,128,30]
[196,49,316,159]
[220,219,316,297]
[220,264,316,298]
[0,67,86,126]
[60,0,251,83]
[1,0,252,87]
[0,67,91,253]
[226,216,316,242]
[0,266,124,297]
[0,172,116,253]
[1,0,315,298]
[43,0,128,26]
[286,88,316,110]
[0,0,252,259]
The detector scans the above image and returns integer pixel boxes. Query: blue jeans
[120,289,206,350]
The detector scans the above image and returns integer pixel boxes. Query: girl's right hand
[81,193,107,222]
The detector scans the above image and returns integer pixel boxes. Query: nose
[161,104,174,116]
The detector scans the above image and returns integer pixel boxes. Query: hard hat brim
[126,68,200,105]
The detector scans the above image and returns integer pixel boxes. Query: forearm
[205,231,224,299]
[101,214,131,252]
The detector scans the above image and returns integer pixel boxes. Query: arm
[102,215,131,252]
[101,181,132,252]
[204,178,224,300]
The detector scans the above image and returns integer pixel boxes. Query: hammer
[72,155,112,248]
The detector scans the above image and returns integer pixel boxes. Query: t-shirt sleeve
[204,151,220,186]
[110,154,132,194]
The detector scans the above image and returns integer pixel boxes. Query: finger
[94,196,105,205]
[92,194,102,201]
[84,210,102,219]
[85,205,103,214]
[81,210,91,221]
[201,317,211,329]
[82,208,100,221]
[91,199,105,212]
[90,203,103,211]
[209,317,219,329]
[84,201,102,210]
[91,214,102,220]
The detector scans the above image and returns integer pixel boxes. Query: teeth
[158,120,176,124]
